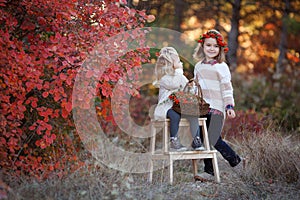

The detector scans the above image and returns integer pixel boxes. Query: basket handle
[183,79,204,98]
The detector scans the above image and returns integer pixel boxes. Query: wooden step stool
[148,118,220,184]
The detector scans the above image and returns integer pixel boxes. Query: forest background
[0,0,299,199]
[129,0,300,133]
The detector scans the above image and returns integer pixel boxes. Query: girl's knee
[167,110,181,121]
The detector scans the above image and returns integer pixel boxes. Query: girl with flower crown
[153,46,204,151]
[193,29,242,180]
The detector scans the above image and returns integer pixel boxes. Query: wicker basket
[170,81,210,116]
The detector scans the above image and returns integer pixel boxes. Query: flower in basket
[163,83,210,116]
[169,93,180,104]
[168,91,199,105]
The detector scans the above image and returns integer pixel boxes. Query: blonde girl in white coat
[153,47,204,151]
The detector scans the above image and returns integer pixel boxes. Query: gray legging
[200,112,241,175]
[166,109,199,138]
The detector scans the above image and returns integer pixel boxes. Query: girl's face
[173,55,183,69]
[203,37,220,60]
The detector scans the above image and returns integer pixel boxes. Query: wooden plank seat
[149,118,220,184]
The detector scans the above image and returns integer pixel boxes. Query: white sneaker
[170,137,187,151]
[191,136,205,151]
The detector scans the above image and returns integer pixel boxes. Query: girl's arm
[160,73,188,91]
[219,66,234,107]
[218,63,235,118]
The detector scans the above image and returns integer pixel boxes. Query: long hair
[193,29,227,63]
[153,47,179,87]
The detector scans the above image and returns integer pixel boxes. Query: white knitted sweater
[194,61,235,115]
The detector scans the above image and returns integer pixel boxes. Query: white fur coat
[153,69,188,120]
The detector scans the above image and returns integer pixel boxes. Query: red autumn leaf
[51,134,56,140]
[66,77,73,86]
[0,137,6,144]
[59,73,67,80]
[20,20,36,31]
[29,125,36,131]
[43,81,50,89]
[36,83,43,90]
[61,109,69,119]
[54,162,60,169]
[64,102,72,112]
[37,17,47,26]
[40,140,47,149]
[35,140,40,147]
[54,93,61,102]
[42,91,49,98]
[44,135,53,144]
[46,108,53,115]
[37,157,42,162]
[49,165,54,171]
[31,101,37,108]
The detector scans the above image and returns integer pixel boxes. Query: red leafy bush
[222,110,267,141]
[0,0,150,179]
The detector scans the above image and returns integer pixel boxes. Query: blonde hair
[193,29,227,63]
[153,47,180,87]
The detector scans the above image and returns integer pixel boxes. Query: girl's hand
[226,109,236,119]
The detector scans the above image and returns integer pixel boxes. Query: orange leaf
[37,156,42,162]
[61,109,69,119]
[49,165,54,171]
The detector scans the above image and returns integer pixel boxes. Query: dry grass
[2,129,300,200]
[235,130,300,183]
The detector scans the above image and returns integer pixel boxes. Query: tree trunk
[276,0,290,75]
[174,0,184,32]
[213,0,222,31]
[227,0,241,72]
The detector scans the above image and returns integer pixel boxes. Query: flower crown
[197,30,229,53]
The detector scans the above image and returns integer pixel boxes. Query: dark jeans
[167,109,199,138]
[199,112,240,175]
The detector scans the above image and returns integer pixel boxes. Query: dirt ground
[4,153,299,200]
[130,156,300,200]
[2,129,300,200]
